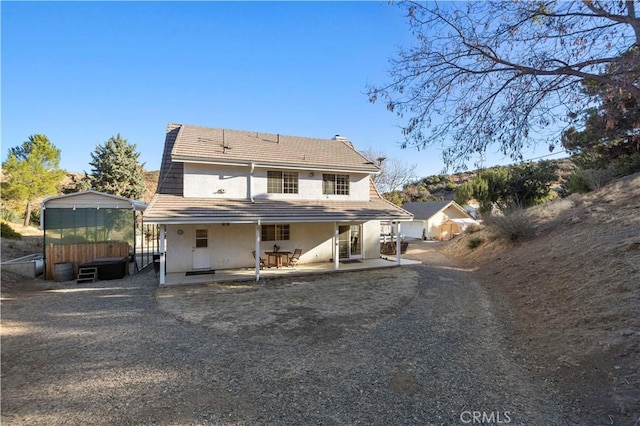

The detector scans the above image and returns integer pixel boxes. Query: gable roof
[402,200,471,221]
[156,123,184,195]
[146,123,413,224]
[168,123,380,173]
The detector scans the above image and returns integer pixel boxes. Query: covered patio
[160,256,421,286]
[147,195,415,285]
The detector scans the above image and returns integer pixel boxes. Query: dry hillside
[444,172,640,424]
[61,171,159,203]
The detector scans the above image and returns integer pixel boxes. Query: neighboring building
[463,202,480,219]
[401,200,479,240]
[144,123,413,284]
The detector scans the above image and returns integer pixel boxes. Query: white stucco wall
[427,211,447,238]
[183,163,371,201]
[183,164,250,199]
[164,220,380,273]
[363,220,381,258]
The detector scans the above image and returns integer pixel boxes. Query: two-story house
[144,123,413,284]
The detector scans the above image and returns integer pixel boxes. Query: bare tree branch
[368,1,640,169]
[360,148,417,193]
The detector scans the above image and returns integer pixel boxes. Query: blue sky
[2,1,565,178]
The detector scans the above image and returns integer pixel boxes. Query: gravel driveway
[2,244,565,425]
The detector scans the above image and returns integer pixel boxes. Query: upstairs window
[261,224,290,241]
[267,171,298,194]
[323,174,350,195]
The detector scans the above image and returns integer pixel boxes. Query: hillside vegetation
[62,170,159,203]
[387,157,575,204]
[444,172,640,423]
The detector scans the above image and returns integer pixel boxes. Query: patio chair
[288,248,302,268]
[252,251,266,269]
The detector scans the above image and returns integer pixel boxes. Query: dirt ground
[2,171,639,424]
[157,268,420,345]
[2,244,568,425]
[443,172,640,423]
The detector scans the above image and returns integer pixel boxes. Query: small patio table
[265,251,291,268]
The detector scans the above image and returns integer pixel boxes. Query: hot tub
[80,256,128,280]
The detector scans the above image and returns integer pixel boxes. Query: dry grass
[443,172,640,420]
[484,208,536,242]
[156,268,420,345]
[1,223,45,287]
[1,223,44,261]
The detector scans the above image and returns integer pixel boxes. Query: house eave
[144,215,412,226]
[172,156,380,175]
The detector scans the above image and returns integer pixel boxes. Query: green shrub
[584,168,615,190]
[563,168,615,194]
[563,170,591,194]
[485,208,535,243]
[0,207,19,223]
[611,152,640,177]
[1,222,22,240]
[30,207,41,227]
[467,236,484,249]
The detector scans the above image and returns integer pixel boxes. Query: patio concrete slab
[160,257,421,286]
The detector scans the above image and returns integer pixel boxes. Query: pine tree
[81,134,146,200]
[562,88,640,174]
[1,134,66,226]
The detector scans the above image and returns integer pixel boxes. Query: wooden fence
[45,241,129,280]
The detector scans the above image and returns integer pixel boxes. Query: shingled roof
[169,124,380,173]
[146,123,413,224]
[155,124,184,195]
[144,193,411,225]
[402,201,469,220]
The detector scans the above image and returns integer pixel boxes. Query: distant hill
[143,171,159,201]
[396,157,575,203]
[60,170,160,203]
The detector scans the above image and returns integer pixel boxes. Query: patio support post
[132,209,137,273]
[255,220,261,281]
[159,225,166,285]
[334,223,340,270]
[396,221,402,265]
